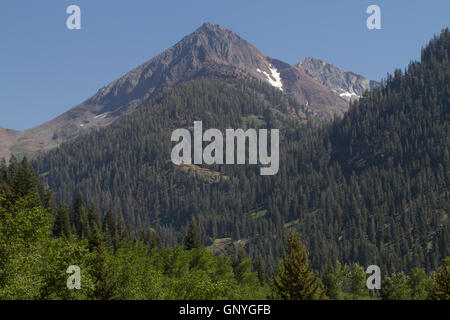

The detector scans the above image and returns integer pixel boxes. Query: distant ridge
[297,57,379,101]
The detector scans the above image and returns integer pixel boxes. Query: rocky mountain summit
[297,57,379,101]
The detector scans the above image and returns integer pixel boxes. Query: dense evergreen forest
[1,159,448,299]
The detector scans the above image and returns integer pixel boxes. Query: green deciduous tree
[351,264,368,299]
[433,257,450,300]
[381,273,412,300]
[323,261,350,299]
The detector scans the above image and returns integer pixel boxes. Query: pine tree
[273,232,325,300]
[53,203,71,238]
[0,159,7,181]
[102,210,115,234]
[254,253,267,285]
[89,223,118,300]
[102,209,119,250]
[73,192,89,238]
[87,203,101,232]
[184,218,201,250]
[12,157,35,200]
[116,212,128,241]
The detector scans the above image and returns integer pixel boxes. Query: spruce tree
[254,254,267,285]
[102,210,119,250]
[116,212,128,241]
[273,232,325,300]
[87,203,101,232]
[53,203,71,238]
[89,223,118,300]
[184,218,201,250]
[12,157,35,200]
[73,192,89,239]
[0,159,7,181]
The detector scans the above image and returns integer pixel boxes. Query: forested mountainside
[1,159,448,299]
[33,76,305,273]
[32,30,449,275]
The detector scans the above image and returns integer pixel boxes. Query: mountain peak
[297,57,378,101]
[198,22,222,31]
[301,56,325,64]
[193,22,233,39]
[188,22,246,49]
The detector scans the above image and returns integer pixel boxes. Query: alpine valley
[1,23,449,300]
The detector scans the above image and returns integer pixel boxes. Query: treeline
[1,159,449,299]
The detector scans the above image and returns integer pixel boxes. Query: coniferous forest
[0,159,448,299]
[1,29,449,300]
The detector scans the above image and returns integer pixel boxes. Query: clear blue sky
[1,0,449,130]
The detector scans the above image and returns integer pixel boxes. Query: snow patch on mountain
[257,65,283,91]
[94,112,109,120]
[339,91,360,99]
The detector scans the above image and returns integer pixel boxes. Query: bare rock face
[297,57,379,101]
[3,23,350,160]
